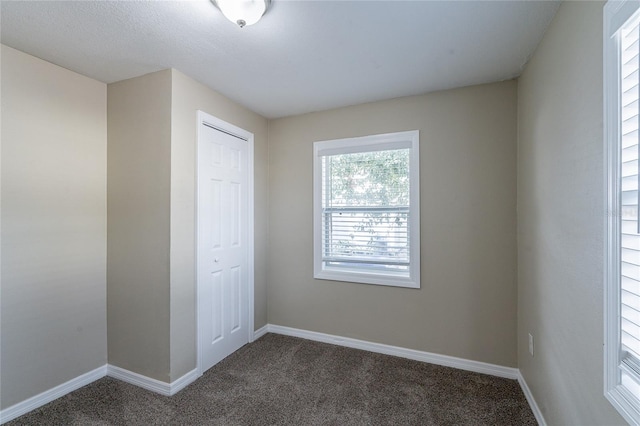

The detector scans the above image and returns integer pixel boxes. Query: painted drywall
[517,2,626,424]
[0,45,107,409]
[267,81,518,367]
[107,70,172,382]
[107,68,268,384]
[169,69,269,381]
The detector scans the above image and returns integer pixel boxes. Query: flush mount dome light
[212,0,271,28]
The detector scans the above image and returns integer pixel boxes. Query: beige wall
[268,81,518,367]
[1,45,107,408]
[107,70,172,382]
[517,2,625,424]
[169,69,269,381]
[106,69,268,383]
[5,5,629,421]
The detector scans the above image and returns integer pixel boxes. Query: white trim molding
[106,365,200,397]
[0,365,107,424]
[0,364,201,424]
[265,324,547,422]
[266,324,519,380]
[517,372,547,426]
[168,369,201,395]
[1,327,543,425]
[254,324,269,340]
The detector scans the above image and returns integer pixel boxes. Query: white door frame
[196,110,255,376]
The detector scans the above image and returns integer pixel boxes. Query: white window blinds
[620,16,640,368]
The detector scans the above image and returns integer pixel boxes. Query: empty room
[0,0,637,424]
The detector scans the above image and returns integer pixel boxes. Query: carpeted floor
[6,334,536,425]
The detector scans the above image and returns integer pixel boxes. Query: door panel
[231,266,241,332]
[210,179,222,248]
[198,123,249,372]
[210,271,223,344]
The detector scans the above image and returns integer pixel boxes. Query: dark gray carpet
[7,333,536,425]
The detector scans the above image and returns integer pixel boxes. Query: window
[313,131,420,288]
[605,1,640,423]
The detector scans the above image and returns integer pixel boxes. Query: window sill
[314,269,419,289]
[606,384,640,425]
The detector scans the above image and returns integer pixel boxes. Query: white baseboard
[167,369,200,395]
[1,364,201,424]
[254,324,269,340]
[0,365,107,425]
[266,324,520,380]
[517,372,546,426]
[106,365,199,397]
[1,327,542,425]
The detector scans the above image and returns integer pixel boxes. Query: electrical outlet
[529,333,534,356]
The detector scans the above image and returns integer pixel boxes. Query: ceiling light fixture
[211,0,271,28]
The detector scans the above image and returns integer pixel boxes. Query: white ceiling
[1,0,560,119]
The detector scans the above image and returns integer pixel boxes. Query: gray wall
[107,70,173,382]
[169,69,269,381]
[268,81,518,367]
[517,2,625,424]
[1,45,107,409]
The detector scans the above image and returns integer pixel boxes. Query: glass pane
[321,148,410,270]
[322,149,410,208]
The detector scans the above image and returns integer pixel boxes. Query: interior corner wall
[516,1,625,424]
[1,45,107,409]
[267,81,518,368]
[107,70,172,382]
[169,69,269,381]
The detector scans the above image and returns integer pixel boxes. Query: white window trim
[313,130,420,289]
[605,1,640,423]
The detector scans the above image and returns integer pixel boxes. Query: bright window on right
[605,1,640,423]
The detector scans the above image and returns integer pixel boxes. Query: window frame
[313,130,420,288]
[605,1,640,423]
